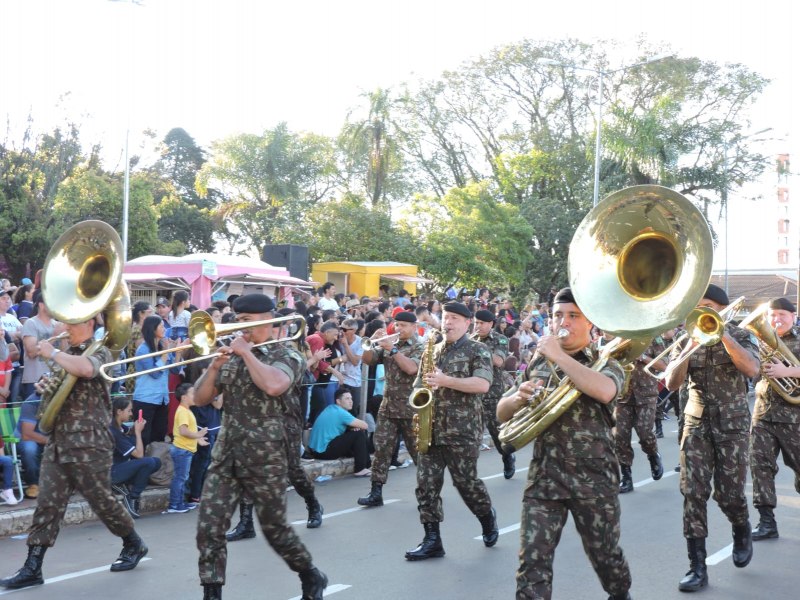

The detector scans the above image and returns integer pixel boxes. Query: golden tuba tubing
[409,335,436,454]
[739,303,800,405]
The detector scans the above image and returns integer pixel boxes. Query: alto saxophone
[409,335,436,454]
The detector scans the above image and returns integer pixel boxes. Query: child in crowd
[165,383,208,514]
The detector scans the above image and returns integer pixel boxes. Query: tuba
[38,220,131,433]
[409,335,436,454]
[739,303,800,405]
[499,185,713,452]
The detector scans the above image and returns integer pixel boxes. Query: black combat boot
[226,501,256,541]
[110,530,148,572]
[202,582,222,600]
[0,545,46,589]
[298,566,328,600]
[405,522,445,560]
[608,593,632,600]
[357,482,384,507]
[648,452,664,480]
[306,497,324,529]
[731,521,753,567]
[678,537,708,592]
[752,506,779,541]
[619,465,634,494]
[478,507,499,547]
[654,419,664,438]
[502,453,516,479]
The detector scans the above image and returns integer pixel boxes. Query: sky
[1,0,797,265]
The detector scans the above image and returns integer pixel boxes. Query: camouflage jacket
[523,346,625,499]
[413,334,493,446]
[372,335,424,419]
[280,341,308,433]
[48,340,115,464]
[470,329,509,399]
[620,337,666,404]
[213,344,305,468]
[753,326,800,424]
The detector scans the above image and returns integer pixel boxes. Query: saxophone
[409,335,436,454]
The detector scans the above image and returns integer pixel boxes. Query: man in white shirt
[338,319,364,415]
[317,283,339,311]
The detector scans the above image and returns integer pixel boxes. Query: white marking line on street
[288,583,351,599]
[706,543,733,566]
[474,522,521,540]
[291,499,401,525]
[484,467,529,481]
[0,558,152,595]
[633,469,678,489]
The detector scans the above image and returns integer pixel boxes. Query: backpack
[145,441,174,486]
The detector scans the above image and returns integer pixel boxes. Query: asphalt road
[1,420,798,599]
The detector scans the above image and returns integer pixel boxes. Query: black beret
[769,297,796,313]
[552,287,576,305]
[277,307,296,317]
[442,301,472,319]
[474,309,496,323]
[703,284,729,306]
[232,293,275,314]
[394,311,417,323]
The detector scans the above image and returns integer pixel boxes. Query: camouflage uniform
[366,335,424,484]
[516,347,631,600]
[750,327,800,509]
[196,344,314,584]
[413,335,494,523]
[282,353,315,502]
[470,329,510,455]
[675,324,756,539]
[29,341,135,547]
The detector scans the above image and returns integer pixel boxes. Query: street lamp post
[539,54,673,206]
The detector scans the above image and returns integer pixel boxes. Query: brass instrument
[38,220,131,433]
[739,303,800,405]
[499,185,713,451]
[362,333,400,351]
[99,312,306,382]
[409,335,436,454]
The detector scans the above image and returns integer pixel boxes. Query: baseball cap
[346,299,360,309]
[21,278,32,285]
[156,296,169,307]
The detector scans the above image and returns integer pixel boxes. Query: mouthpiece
[557,328,569,338]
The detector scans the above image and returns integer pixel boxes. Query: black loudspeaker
[262,244,309,281]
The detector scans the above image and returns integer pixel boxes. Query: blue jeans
[18,441,44,485]
[0,455,14,490]
[169,446,193,508]
[111,457,161,499]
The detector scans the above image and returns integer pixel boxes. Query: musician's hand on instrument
[424,368,446,390]
[37,340,55,359]
[379,338,394,351]
[536,335,565,363]
[764,359,791,378]
[228,335,253,356]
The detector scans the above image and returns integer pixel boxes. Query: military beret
[769,297,796,313]
[703,284,729,306]
[232,293,275,314]
[474,309,496,323]
[552,287,576,305]
[442,301,472,319]
[394,311,417,323]
[277,307,296,317]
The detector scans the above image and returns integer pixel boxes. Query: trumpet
[99,312,306,382]
[362,332,400,351]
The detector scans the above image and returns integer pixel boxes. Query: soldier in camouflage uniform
[0,316,148,590]
[665,284,759,592]
[405,301,499,561]
[614,336,666,493]
[749,298,800,541]
[471,309,516,479]
[194,295,327,600]
[498,288,631,600]
[357,311,423,507]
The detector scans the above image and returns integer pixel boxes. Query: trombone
[99,312,306,382]
[644,296,746,380]
[362,332,400,351]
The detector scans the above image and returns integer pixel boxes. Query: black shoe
[121,494,141,519]
[478,507,499,547]
[226,501,256,541]
[619,465,634,494]
[678,537,708,592]
[732,521,753,568]
[357,482,384,507]
[110,531,148,572]
[674,465,681,473]
[752,506,779,541]
[203,582,222,600]
[299,566,328,600]
[608,593,632,600]
[648,452,664,481]
[306,498,323,529]
[405,522,445,561]
[655,420,664,439]
[502,453,516,480]
[0,545,46,589]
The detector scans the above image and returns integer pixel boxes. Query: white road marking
[0,558,152,595]
[633,469,678,489]
[706,543,733,566]
[473,522,521,540]
[291,499,401,525]
[288,583,351,599]
[483,467,529,481]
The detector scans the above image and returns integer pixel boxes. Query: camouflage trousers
[482,396,510,456]
[516,496,631,599]
[750,419,800,508]
[680,414,749,538]
[286,426,315,501]
[196,445,313,584]
[613,396,658,466]
[415,442,492,523]
[28,449,134,547]
[371,415,418,485]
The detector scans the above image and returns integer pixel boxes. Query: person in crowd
[12,284,34,323]
[309,388,371,476]
[0,442,19,505]
[750,298,800,541]
[0,289,24,403]
[20,290,61,401]
[0,328,15,404]
[0,313,148,590]
[164,383,207,514]
[16,387,47,499]
[194,293,328,600]
[204,306,222,324]
[664,284,759,592]
[154,297,171,329]
[212,300,231,315]
[317,282,339,311]
[109,396,162,519]
[497,288,632,600]
[306,321,344,424]
[188,383,222,506]
[405,301,498,561]
[168,291,191,341]
[123,301,154,394]
[338,318,364,415]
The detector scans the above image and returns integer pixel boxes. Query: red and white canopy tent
[123,253,316,308]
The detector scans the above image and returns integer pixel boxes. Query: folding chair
[0,405,24,502]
